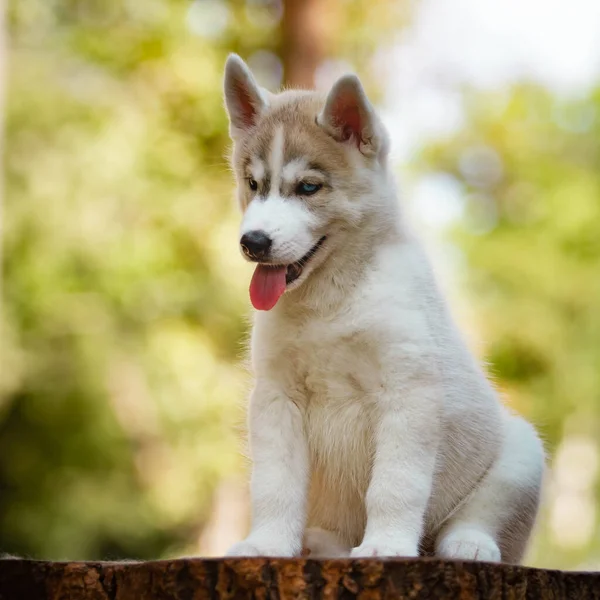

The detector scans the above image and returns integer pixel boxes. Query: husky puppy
[222,54,544,562]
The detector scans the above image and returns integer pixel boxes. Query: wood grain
[0,557,598,599]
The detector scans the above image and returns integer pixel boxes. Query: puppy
[222,54,544,562]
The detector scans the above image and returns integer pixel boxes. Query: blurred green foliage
[1,0,254,559]
[0,0,403,561]
[420,85,600,568]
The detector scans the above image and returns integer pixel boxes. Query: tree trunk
[1,557,598,599]
[0,0,5,304]
[281,0,335,88]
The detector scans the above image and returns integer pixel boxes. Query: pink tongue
[249,265,287,310]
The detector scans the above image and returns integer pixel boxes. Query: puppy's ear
[317,74,388,159]
[223,54,268,140]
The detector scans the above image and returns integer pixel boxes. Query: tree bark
[1,557,598,599]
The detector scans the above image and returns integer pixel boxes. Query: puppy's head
[223,54,391,311]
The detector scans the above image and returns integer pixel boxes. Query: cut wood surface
[1,557,599,599]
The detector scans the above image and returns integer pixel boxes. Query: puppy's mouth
[249,236,327,311]
[284,236,327,285]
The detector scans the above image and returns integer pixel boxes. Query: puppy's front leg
[226,381,308,557]
[352,381,440,558]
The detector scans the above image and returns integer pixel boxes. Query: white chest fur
[250,245,505,547]
[254,312,379,545]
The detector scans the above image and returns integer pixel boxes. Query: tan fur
[233,93,354,212]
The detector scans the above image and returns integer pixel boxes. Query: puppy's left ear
[317,75,388,159]
[223,54,268,140]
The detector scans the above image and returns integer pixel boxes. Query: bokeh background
[1,0,599,570]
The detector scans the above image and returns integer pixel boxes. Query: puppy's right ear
[317,74,388,159]
[223,54,268,140]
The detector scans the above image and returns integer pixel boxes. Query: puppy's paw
[225,536,298,558]
[351,536,418,558]
[225,540,263,557]
[436,529,501,563]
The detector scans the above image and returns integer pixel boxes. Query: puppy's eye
[296,182,322,196]
[248,178,258,191]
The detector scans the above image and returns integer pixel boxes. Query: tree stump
[0,557,598,599]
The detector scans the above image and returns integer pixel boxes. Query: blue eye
[296,182,322,195]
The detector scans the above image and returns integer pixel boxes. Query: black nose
[240,230,272,260]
